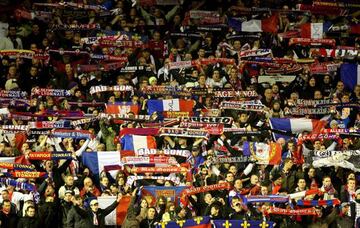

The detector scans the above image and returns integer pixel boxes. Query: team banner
[156,216,212,228]
[51,23,100,30]
[77,62,124,72]
[27,152,73,160]
[0,125,29,132]
[298,133,339,141]
[31,88,71,97]
[310,48,359,59]
[312,151,360,172]
[89,85,133,95]
[296,199,341,206]
[99,113,152,122]
[289,38,336,47]
[71,117,99,126]
[179,122,224,135]
[213,90,258,98]
[159,128,209,138]
[0,178,36,192]
[293,99,332,107]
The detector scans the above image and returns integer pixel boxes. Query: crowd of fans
[0,0,360,227]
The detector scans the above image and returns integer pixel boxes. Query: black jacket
[74,200,119,228]
[66,206,87,228]
[0,207,18,228]
[16,216,41,228]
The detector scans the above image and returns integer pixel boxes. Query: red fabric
[119,128,159,138]
[116,196,131,225]
[15,133,27,151]
[262,14,279,33]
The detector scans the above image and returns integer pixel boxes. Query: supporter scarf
[0,162,35,171]
[31,88,71,97]
[321,129,360,134]
[98,113,152,122]
[28,121,72,129]
[67,101,104,107]
[122,156,178,165]
[169,58,235,70]
[170,32,201,38]
[118,66,152,73]
[296,199,340,206]
[181,116,233,125]
[180,182,231,206]
[33,2,107,10]
[126,175,180,186]
[289,38,336,47]
[220,101,266,112]
[89,54,128,62]
[289,189,322,199]
[137,148,191,157]
[0,90,28,98]
[310,48,359,59]
[313,1,360,8]
[0,178,36,192]
[131,167,184,174]
[265,64,303,75]
[28,152,73,160]
[51,129,94,139]
[119,128,159,137]
[200,109,221,117]
[239,49,272,58]
[310,63,340,74]
[298,133,338,141]
[159,127,209,138]
[71,117,98,126]
[287,107,330,115]
[208,156,251,164]
[0,125,29,132]
[312,150,360,158]
[226,34,262,39]
[257,75,297,84]
[268,207,317,215]
[245,195,289,204]
[213,90,258,98]
[141,85,185,96]
[0,98,30,107]
[51,23,100,30]
[243,60,281,68]
[77,62,124,72]
[162,111,191,118]
[141,119,179,128]
[182,25,225,32]
[179,122,224,135]
[223,128,262,135]
[0,50,34,59]
[294,99,332,107]
[27,130,51,135]
[48,49,89,56]
[139,0,179,6]
[89,85,133,95]
[11,171,47,179]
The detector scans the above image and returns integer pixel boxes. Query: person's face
[1,191,9,200]
[27,208,36,217]
[90,200,99,212]
[204,193,212,203]
[141,199,148,208]
[261,186,268,195]
[337,82,344,91]
[45,161,54,171]
[323,177,331,187]
[147,208,156,219]
[298,179,306,189]
[234,179,242,189]
[314,91,322,99]
[354,85,360,95]
[308,168,315,178]
[64,193,72,202]
[314,141,321,150]
[272,85,279,93]
[8,66,16,76]
[101,177,109,187]
[233,40,241,50]
[229,166,237,175]
[264,89,273,99]
[309,78,316,87]
[84,178,93,187]
[250,175,259,185]
[3,202,11,211]
[341,95,350,103]
[284,160,293,170]
[324,75,330,83]
[8,27,16,36]
[273,102,280,110]
[239,113,248,123]
[199,76,206,84]
[226,173,234,182]
[212,71,220,81]
[66,176,74,186]
[198,49,205,58]
[348,180,356,190]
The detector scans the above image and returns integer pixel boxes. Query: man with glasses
[73,193,122,227]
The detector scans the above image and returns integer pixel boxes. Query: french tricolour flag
[228,14,278,33]
[301,23,331,39]
[270,118,326,140]
[340,63,360,90]
[147,99,194,115]
[120,135,157,152]
[81,151,122,176]
[97,195,131,226]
